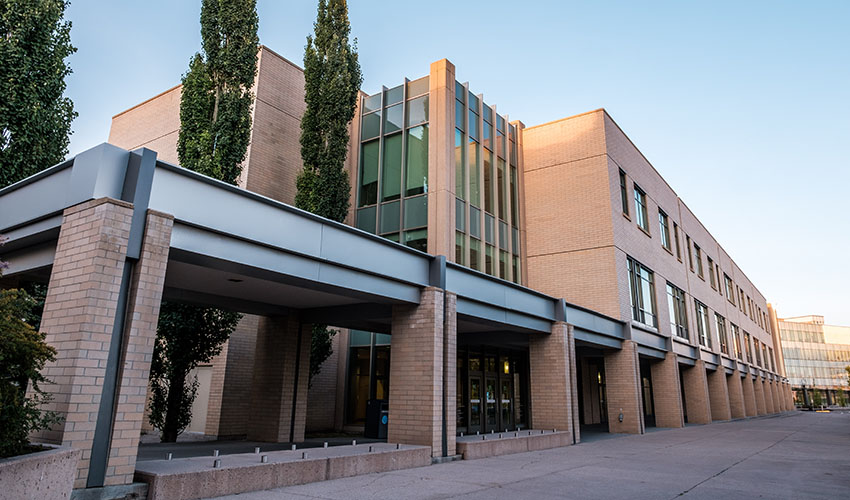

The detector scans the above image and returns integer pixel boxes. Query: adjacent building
[773,313,850,406]
[106,47,790,450]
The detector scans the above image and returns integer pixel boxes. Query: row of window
[628,256,776,371]
[619,168,770,335]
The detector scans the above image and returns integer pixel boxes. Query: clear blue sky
[63,1,850,325]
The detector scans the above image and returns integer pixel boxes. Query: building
[772,313,850,406]
[0,47,791,489]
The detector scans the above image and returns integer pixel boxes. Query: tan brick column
[387,287,456,457]
[681,361,711,424]
[753,376,767,415]
[764,379,775,413]
[773,381,784,412]
[787,383,795,410]
[742,375,757,417]
[604,340,643,434]
[33,199,172,487]
[247,314,311,443]
[727,370,746,419]
[706,367,731,421]
[529,322,575,437]
[426,59,456,258]
[650,351,683,428]
[205,314,260,438]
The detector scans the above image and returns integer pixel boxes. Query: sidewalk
[210,411,850,499]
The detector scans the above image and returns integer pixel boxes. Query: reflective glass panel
[382,133,402,202]
[380,201,400,234]
[384,104,403,134]
[455,231,465,266]
[406,125,428,196]
[469,206,481,238]
[358,140,379,206]
[484,151,493,213]
[455,81,465,102]
[484,214,495,244]
[356,206,376,233]
[455,128,465,198]
[468,110,478,140]
[406,95,429,127]
[404,228,427,252]
[456,197,465,232]
[361,111,381,141]
[407,77,429,97]
[363,93,381,114]
[497,159,506,219]
[469,238,481,271]
[455,100,464,130]
[469,140,480,206]
[385,85,403,105]
[403,195,427,229]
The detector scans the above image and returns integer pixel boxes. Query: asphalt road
[209,411,850,499]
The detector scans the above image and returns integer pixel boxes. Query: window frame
[628,257,657,328]
[666,282,689,340]
[619,169,629,218]
[633,184,650,233]
[659,209,671,251]
[695,299,711,348]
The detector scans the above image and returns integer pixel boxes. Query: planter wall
[0,445,82,500]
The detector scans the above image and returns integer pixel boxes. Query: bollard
[476,431,479,435]
[166,453,172,461]
[352,440,357,446]
[261,455,268,463]
[323,442,328,448]
[291,444,296,451]
[213,459,221,468]
[302,452,307,459]
[553,429,557,433]
[369,446,373,452]
[460,432,464,437]
[254,447,260,454]
[213,449,220,457]
[499,433,502,439]
[396,443,400,450]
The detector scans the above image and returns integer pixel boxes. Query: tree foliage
[0,0,76,188]
[295,0,362,222]
[150,0,258,443]
[148,302,240,442]
[176,0,258,184]
[297,0,362,383]
[0,238,61,457]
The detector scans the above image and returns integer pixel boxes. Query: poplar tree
[296,0,362,383]
[0,0,76,188]
[150,0,258,442]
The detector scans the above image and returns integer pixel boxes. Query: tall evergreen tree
[150,0,258,442]
[296,0,362,383]
[0,0,76,188]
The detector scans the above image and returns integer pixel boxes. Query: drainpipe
[430,256,448,458]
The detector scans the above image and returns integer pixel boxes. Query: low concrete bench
[134,443,430,500]
[456,430,572,460]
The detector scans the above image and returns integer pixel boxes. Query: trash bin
[365,399,388,439]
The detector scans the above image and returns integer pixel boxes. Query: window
[739,289,745,312]
[619,169,629,217]
[659,210,671,250]
[715,264,721,294]
[694,244,703,278]
[724,275,734,302]
[731,323,742,360]
[673,223,681,259]
[744,331,752,363]
[708,256,716,288]
[628,257,657,328]
[686,235,694,270]
[716,313,728,355]
[769,347,775,371]
[666,283,688,339]
[634,185,649,232]
[695,300,711,348]
[754,338,762,367]
[762,344,768,370]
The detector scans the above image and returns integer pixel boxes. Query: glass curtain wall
[356,77,430,251]
[454,81,521,283]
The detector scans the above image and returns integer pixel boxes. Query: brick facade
[650,351,684,428]
[727,370,746,419]
[706,367,731,421]
[604,340,643,434]
[754,376,767,415]
[681,361,711,424]
[742,375,757,417]
[529,322,575,437]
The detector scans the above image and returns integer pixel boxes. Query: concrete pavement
[209,411,850,499]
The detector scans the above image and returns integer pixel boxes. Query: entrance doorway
[640,359,655,428]
[457,347,528,435]
[576,352,608,433]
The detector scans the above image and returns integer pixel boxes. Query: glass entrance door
[485,378,497,430]
[500,379,513,430]
[469,377,482,434]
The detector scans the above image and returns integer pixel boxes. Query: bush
[0,288,61,457]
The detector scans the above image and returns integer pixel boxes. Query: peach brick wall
[108,87,181,165]
[604,340,643,434]
[727,370,746,419]
[742,375,757,417]
[706,367,731,421]
[764,379,775,413]
[651,351,684,428]
[754,376,767,415]
[306,330,342,432]
[529,322,575,436]
[681,361,711,424]
[247,315,311,443]
[387,288,456,457]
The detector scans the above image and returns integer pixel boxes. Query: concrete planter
[0,445,82,500]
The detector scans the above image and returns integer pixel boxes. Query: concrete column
[33,199,172,488]
[205,315,260,438]
[773,382,784,412]
[727,370,746,419]
[786,383,795,410]
[754,376,767,415]
[764,380,775,413]
[742,375,757,417]
[247,314,311,443]
[650,351,684,428]
[426,59,457,258]
[529,322,575,438]
[681,361,711,424]
[604,340,643,434]
[387,287,456,457]
[707,367,732,421]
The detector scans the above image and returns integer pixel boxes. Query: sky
[62,1,850,324]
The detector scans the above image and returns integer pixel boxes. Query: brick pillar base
[247,315,311,443]
[764,380,776,413]
[786,383,795,410]
[205,315,260,438]
[742,375,757,416]
[707,367,731,421]
[774,382,784,412]
[753,376,767,415]
[681,361,711,424]
[727,370,746,419]
[650,351,683,428]
[33,199,172,487]
[387,287,456,457]
[530,322,575,439]
[604,340,643,434]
